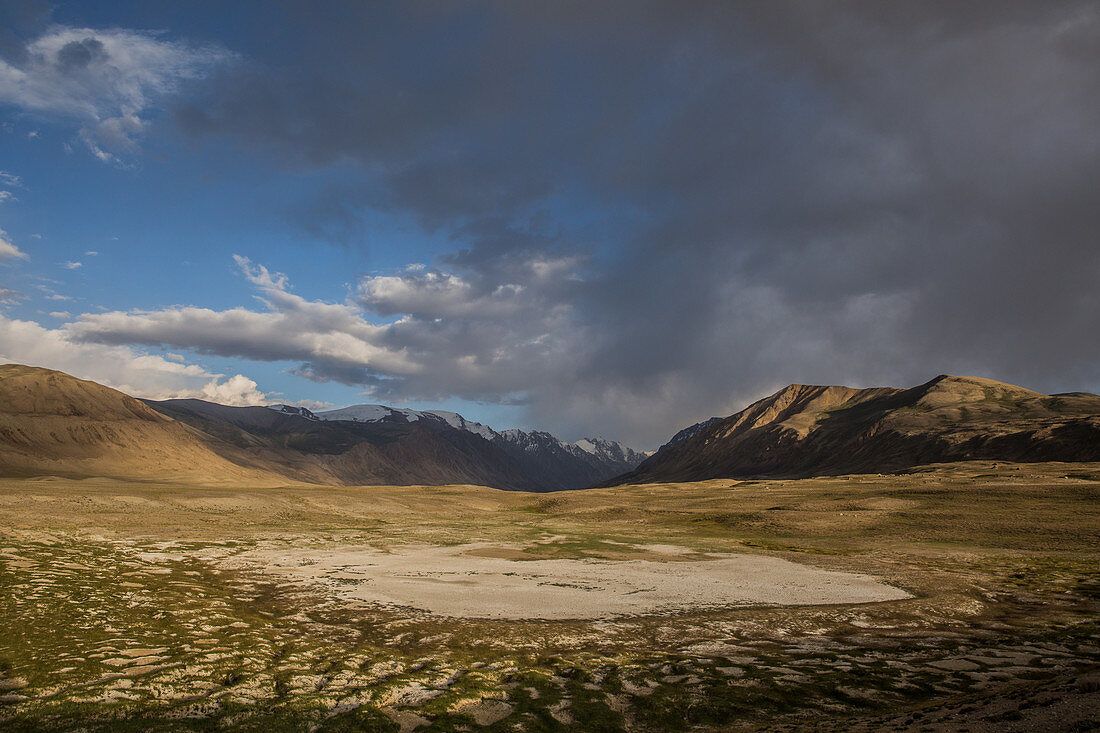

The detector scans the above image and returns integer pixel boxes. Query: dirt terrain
[1,461,1098,730]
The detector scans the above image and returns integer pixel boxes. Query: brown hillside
[607,375,1100,484]
[0,364,283,484]
[0,365,561,489]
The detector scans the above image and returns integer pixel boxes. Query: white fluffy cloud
[360,269,525,319]
[42,245,1016,447]
[0,314,269,405]
[69,254,586,404]
[0,26,230,162]
[198,373,267,406]
[0,230,28,260]
[71,257,420,380]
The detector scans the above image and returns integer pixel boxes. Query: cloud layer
[0,314,269,406]
[178,2,1100,445]
[0,21,229,161]
[71,255,580,403]
[5,2,1100,447]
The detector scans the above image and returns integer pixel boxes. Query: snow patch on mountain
[317,404,499,439]
[318,404,422,423]
[421,410,497,440]
[574,436,648,465]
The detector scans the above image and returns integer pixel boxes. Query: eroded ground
[1,461,1098,731]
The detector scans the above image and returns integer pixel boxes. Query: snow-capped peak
[574,438,598,454]
[316,404,498,439]
[570,436,646,464]
[266,404,320,420]
[315,404,645,471]
[421,410,499,440]
[317,404,422,423]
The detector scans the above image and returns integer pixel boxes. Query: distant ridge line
[601,374,1100,485]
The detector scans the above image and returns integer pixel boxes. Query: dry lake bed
[1,461,1098,731]
[218,542,911,619]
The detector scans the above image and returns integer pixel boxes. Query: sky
[0,1,1098,449]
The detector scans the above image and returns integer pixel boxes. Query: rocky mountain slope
[605,375,1100,485]
[145,398,538,489]
[313,403,645,488]
[658,416,723,452]
[493,430,646,490]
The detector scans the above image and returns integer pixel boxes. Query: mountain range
[0,364,643,490]
[148,396,645,490]
[2,365,1098,490]
[606,374,1100,485]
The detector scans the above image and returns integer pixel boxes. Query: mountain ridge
[4,365,1098,489]
[0,364,645,489]
[146,397,540,488]
[311,402,646,486]
[604,374,1100,485]
[315,402,641,457]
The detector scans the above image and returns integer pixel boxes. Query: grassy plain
[1,461,1098,731]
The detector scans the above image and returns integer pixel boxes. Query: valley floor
[1,461,1098,731]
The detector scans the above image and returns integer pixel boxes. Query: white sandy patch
[220,543,910,619]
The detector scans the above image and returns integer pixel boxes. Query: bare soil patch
[222,542,910,619]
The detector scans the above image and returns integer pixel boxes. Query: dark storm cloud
[56,37,107,70]
[290,362,377,387]
[161,0,1100,445]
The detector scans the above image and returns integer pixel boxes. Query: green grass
[1,464,1099,729]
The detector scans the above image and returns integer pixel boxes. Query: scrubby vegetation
[1,462,1098,730]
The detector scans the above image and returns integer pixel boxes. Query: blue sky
[1,1,1098,448]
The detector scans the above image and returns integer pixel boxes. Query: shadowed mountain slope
[142,399,643,490]
[313,404,646,486]
[605,375,1100,485]
[492,430,644,490]
[143,398,540,489]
